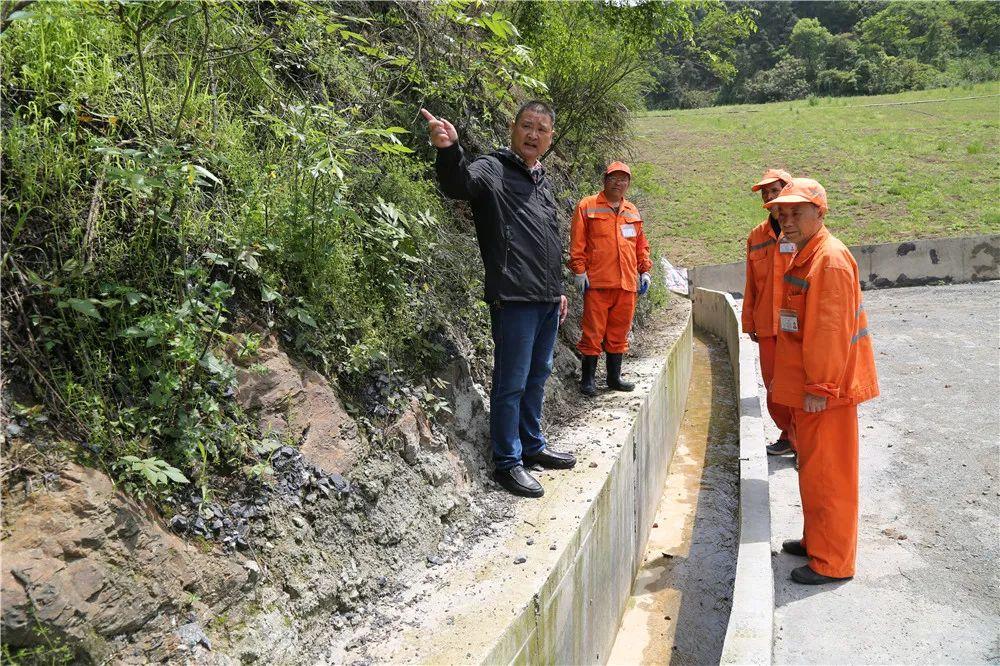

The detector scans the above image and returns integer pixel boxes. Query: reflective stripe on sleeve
[784,275,809,290]
[851,328,869,345]
[584,207,615,216]
[750,238,777,251]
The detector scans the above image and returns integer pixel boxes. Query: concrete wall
[693,288,773,665]
[493,316,694,665]
[363,311,696,666]
[689,234,1000,296]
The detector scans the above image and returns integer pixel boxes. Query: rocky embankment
[2,319,589,663]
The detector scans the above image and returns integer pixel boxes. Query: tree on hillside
[511,0,694,172]
[788,17,834,80]
[649,3,758,108]
[649,0,1000,109]
[741,55,810,102]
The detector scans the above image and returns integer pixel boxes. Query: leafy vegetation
[0,1,703,500]
[649,1,1000,109]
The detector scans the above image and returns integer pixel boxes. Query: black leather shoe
[606,353,634,391]
[781,539,807,556]
[493,465,544,498]
[580,355,599,396]
[791,564,852,585]
[523,448,577,470]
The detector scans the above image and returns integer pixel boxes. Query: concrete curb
[360,308,695,665]
[692,288,773,666]
[688,233,1000,296]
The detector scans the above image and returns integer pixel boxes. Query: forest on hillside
[649,0,999,108]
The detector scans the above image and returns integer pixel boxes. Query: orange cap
[751,168,792,192]
[604,161,631,178]
[763,177,828,213]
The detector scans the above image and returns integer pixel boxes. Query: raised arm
[421,108,498,201]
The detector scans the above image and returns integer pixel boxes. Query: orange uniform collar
[596,190,634,212]
[764,216,781,241]
[791,226,830,268]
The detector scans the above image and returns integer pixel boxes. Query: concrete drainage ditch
[608,331,740,665]
[339,289,767,665]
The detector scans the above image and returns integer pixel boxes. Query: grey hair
[514,100,555,126]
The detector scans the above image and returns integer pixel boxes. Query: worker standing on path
[742,168,796,456]
[421,102,577,499]
[568,162,652,397]
[766,178,879,585]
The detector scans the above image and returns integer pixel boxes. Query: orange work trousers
[758,335,794,442]
[577,288,636,356]
[791,404,859,578]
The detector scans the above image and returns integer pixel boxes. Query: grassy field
[629,82,1000,266]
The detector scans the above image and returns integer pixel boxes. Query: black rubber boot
[781,539,807,557]
[580,355,599,396]
[606,353,634,392]
[791,564,852,585]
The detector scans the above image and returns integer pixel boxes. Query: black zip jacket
[435,143,563,304]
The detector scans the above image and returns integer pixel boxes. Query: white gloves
[638,272,651,296]
[574,272,590,293]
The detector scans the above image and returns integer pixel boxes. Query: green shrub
[816,68,859,96]
[741,56,811,103]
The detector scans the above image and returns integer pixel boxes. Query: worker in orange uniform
[743,168,796,456]
[765,178,879,585]
[568,162,652,396]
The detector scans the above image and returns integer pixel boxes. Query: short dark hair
[514,100,555,127]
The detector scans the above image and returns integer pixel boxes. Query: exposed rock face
[234,335,366,475]
[1,325,585,663]
[1,464,247,661]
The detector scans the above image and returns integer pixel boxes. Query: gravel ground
[762,281,1000,665]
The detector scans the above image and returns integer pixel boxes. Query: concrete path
[760,282,1000,664]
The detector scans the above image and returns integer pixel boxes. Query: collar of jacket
[597,190,633,212]
[791,225,830,267]
[767,214,782,239]
[498,148,544,178]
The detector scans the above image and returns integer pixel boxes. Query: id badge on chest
[779,308,799,333]
[779,241,796,254]
[620,224,637,238]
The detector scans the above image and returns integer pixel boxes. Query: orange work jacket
[742,216,794,338]
[772,226,880,410]
[568,192,653,292]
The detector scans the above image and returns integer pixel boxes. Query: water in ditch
[608,331,740,665]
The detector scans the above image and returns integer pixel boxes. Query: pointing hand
[420,108,458,149]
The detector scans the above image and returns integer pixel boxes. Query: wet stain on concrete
[929,249,939,265]
[608,332,739,666]
[896,242,917,256]
[866,273,954,290]
[970,241,1000,264]
[970,241,1000,280]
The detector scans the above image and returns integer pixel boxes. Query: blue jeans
[489,301,559,471]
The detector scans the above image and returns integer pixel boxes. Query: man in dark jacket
[421,101,576,498]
